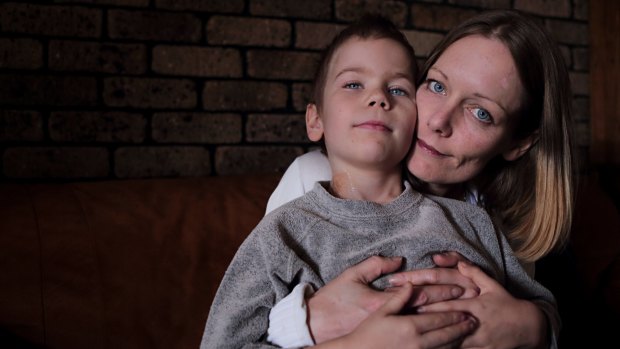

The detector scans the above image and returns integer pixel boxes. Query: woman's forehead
[432,35,524,115]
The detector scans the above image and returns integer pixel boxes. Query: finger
[433,252,469,267]
[346,255,403,284]
[416,314,478,348]
[377,282,414,315]
[388,268,479,298]
[408,311,472,334]
[456,262,497,291]
[410,285,465,306]
[416,298,472,314]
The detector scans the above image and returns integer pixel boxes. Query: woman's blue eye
[344,82,361,89]
[472,107,492,123]
[428,80,445,94]
[389,87,407,96]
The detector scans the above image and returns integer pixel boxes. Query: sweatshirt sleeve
[267,283,315,347]
[200,221,293,349]
[494,229,560,349]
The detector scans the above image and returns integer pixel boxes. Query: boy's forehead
[326,37,415,80]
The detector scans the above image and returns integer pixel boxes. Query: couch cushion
[0,174,280,349]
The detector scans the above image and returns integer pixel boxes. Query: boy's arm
[200,224,291,349]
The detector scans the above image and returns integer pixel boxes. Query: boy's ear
[306,103,324,142]
[502,131,539,161]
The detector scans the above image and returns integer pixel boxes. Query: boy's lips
[417,139,446,156]
[354,121,392,132]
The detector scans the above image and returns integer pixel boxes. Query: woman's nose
[426,106,453,136]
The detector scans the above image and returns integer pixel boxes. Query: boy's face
[306,37,417,174]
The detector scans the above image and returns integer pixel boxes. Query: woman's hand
[315,283,478,349]
[416,262,549,349]
[308,255,480,344]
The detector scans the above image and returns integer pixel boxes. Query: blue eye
[471,107,492,123]
[344,82,362,89]
[428,80,445,94]
[389,87,407,96]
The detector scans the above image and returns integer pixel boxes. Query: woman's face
[408,34,528,196]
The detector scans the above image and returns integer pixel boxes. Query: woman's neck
[418,181,466,200]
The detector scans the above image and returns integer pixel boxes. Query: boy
[201,15,557,349]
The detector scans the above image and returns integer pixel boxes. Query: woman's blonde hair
[417,10,576,262]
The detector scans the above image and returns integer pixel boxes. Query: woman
[266,9,575,349]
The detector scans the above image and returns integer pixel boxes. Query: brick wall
[0,0,590,181]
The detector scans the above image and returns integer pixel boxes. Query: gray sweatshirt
[202,182,559,349]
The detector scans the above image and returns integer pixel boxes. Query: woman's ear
[502,131,539,161]
[306,103,324,142]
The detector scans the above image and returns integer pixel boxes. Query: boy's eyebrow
[428,67,508,114]
[335,67,415,81]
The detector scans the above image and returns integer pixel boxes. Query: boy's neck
[328,166,404,204]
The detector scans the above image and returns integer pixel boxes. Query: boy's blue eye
[471,107,492,123]
[428,80,445,94]
[344,82,362,89]
[389,87,407,96]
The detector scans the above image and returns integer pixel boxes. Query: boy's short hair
[311,13,418,110]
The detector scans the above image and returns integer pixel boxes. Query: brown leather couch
[1,174,619,349]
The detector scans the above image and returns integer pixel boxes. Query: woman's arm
[265,150,331,214]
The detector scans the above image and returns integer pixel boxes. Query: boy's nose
[369,100,388,108]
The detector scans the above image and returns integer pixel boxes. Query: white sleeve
[267,283,315,347]
[265,149,331,215]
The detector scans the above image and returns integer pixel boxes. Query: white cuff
[267,283,315,347]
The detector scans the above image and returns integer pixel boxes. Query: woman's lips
[417,139,446,156]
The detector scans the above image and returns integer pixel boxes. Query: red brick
[207,16,291,47]
[247,50,320,80]
[114,146,211,178]
[152,46,242,77]
[215,146,303,175]
[572,97,589,122]
[0,39,42,69]
[103,77,197,109]
[335,0,407,26]
[0,3,101,38]
[49,40,146,74]
[55,0,149,6]
[411,4,479,31]
[570,72,589,96]
[155,0,244,12]
[545,19,588,45]
[203,81,287,111]
[573,0,588,20]
[3,147,109,179]
[572,47,589,71]
[108,9,201,42]
[49,111,146,143]
[246,114,308,143]
[250,0,331,19]
[292,83,312,112]
[515,0,571,18]
[152,112,242,143]
[295,22,345,49]
[0,75,97,106]
[447,0,510,8]
[402,30,444,57]
[0,110,43,142]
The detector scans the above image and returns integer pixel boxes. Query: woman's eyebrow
[430,67,508,113]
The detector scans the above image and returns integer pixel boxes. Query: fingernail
[417,306,426,313]
[451,287,463,298]
[412,292,428,306]
[388,275,401,286]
